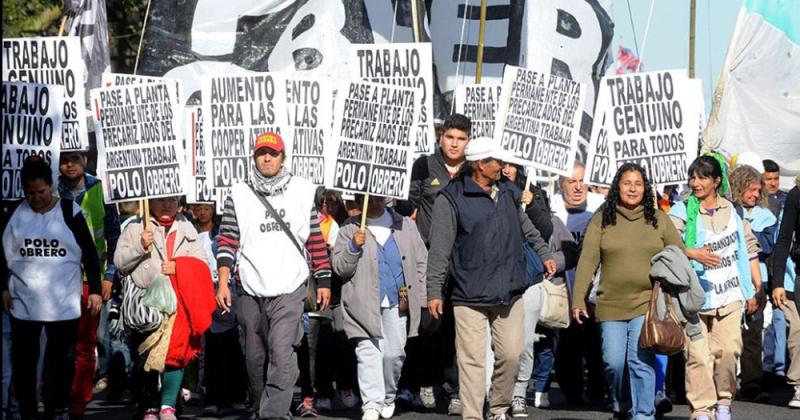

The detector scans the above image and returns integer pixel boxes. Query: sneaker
[380,403,395,419]
[362,408,380,420]
[341,389,359,408]
[94,377,108,392]
[202,405,220,416]
[447,397,462,416]
[297,397,318,417]
[790,386,800,408]
[510,396,528,418]
[534,392,549,409]
[143,409,160,420]
[715,405,731,420]
[159,407,178,420]
[419,386,436,409]
[488,414,508,420]
[316,397,332,411]
[654,390,673,416]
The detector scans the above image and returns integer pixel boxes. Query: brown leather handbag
[639,280,685,355]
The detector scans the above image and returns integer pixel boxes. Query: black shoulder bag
[248,185,318,312]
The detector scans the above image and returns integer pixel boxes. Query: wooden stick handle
[142,199,150,230]
[57,15,68,36]
[360,195,370,231]
[521,172,533,211]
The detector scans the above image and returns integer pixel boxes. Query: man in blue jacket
[426,137,556,420]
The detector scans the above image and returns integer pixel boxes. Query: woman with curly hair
[572,163,683,420]
[668,154,762,420]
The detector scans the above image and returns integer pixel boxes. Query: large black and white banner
[139,0,433,108]
[202,73,288,213]
[349,43,435,155]
[184,105,214,204]
[455,83,502,138]
[325,81,421,200]
[65,0,111,107]
[585,70,700,187]
[2,37,89,151]
[430,0,613,157]
[91,82,187,203]
[494,66,587,176]
[2,82,64,199]
[285,76,333,186]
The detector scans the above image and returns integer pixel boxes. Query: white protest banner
[184,106,214,204]
[91,82,187,203]
[349,43,434,156]
[101,73,183,108]
[455,83,502,138]
[494,66,587,176]
[285,76,333,186]
[595,70,699,186]
[2,37,89,151]
[202,73,288,214]
[2,82,64,199]
[325,80,421,200]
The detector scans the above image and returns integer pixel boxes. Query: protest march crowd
[2,113,800,420]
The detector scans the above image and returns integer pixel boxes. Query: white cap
[732,151,765,173]
[465,137,512,162]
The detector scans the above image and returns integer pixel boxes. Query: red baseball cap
[253,132,285,154]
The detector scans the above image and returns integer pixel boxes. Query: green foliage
[2,0,63,37]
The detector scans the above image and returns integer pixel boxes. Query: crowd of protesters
[2,114,799,420]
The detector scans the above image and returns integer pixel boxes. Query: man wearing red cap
[215,132,332,419]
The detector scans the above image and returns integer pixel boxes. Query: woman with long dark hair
[668,154,762,420]
[572,163,683,420]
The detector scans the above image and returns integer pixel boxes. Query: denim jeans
[655,354,668,392]
[764,306,787,375]
[599,315,656,420]
[514,284,544,397]
[532,326,557,393]
[355,307,407,412]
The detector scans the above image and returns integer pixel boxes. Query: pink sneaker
[143,408,159,420]
[159,407,177,420]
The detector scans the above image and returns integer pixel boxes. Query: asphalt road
[84,384,799,420]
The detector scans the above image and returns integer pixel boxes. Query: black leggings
[10,316,79,419]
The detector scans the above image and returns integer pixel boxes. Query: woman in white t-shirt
[1,156,102,420]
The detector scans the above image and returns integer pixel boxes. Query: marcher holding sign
[325,81,421,200]
[494,66,587,176]
[455,83,501,138]
[349,43,434,156]
[285,76,333,186]
[91,82,187,202]
[202,73,288,214]
[2,81,64,199]
[587,70,700,187]
[668,154,762,420]
[2,37,89,151]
